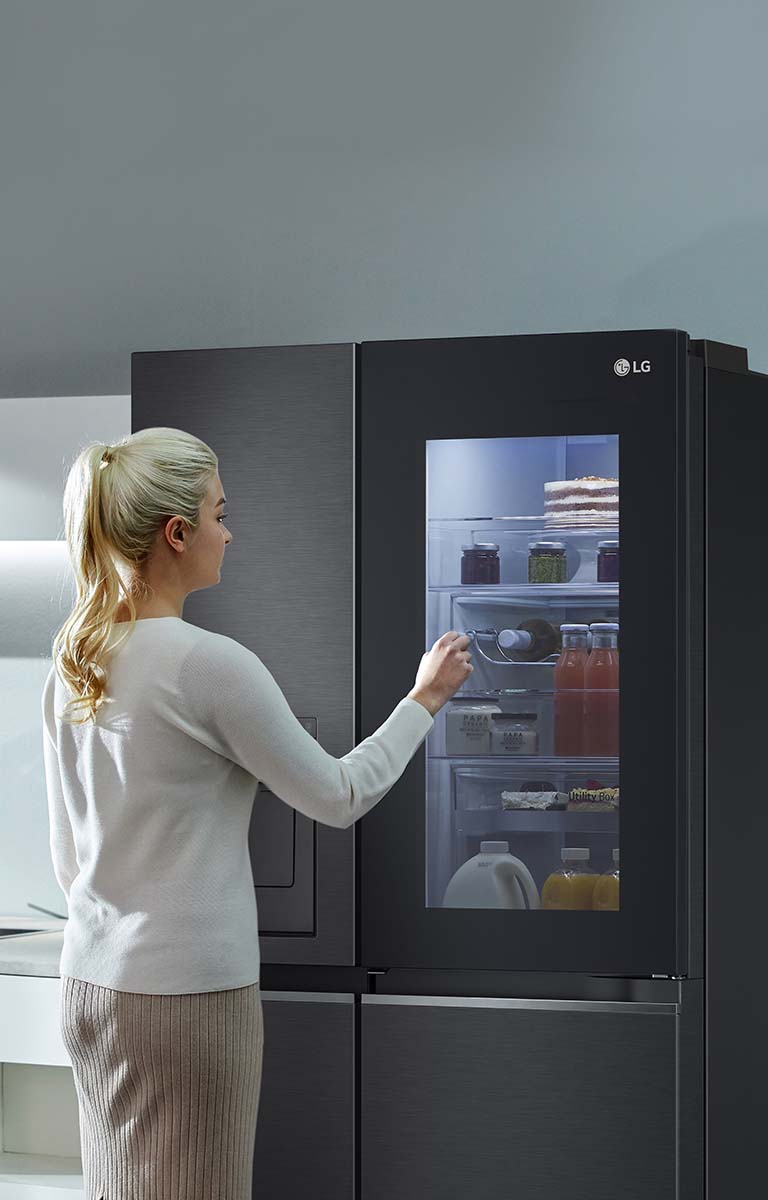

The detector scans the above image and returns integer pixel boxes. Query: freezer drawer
[255,992,354,1200]
[361,992,702,1200]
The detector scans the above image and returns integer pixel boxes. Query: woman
[41,426,472,1200]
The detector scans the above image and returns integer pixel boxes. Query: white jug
[442,841,541,909]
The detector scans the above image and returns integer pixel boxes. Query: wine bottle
[497,619,561,662]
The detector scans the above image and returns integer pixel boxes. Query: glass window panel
[426,434,620,913]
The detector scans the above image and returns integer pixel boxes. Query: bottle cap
[561,847,590,862]
[480,841,509,854]
[528,540,566,551]
[612,848,620,863]
[598,540,620,549]
[462,542,499,552]
[560,623,590,633]
[589,622,619,632]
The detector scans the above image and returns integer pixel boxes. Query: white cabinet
[0,973,84,1198]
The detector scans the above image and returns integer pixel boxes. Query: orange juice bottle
[541,848,597,910]
[554,624,589,756]
[583,623,619,756]
[593,848,620,910]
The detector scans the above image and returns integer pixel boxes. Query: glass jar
[528,541,567,584]
[597,539,619,583]
[490,713,539,755]
[461,543,500,585]
[445,704,501,755]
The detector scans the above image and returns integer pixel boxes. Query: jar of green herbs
[528,541,567,584]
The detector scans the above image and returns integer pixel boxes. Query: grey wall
[1,0,767,394]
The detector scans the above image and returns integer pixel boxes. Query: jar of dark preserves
[461,543,500,584]
[597,539,620,583]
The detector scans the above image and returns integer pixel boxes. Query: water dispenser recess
[249,716,319,933]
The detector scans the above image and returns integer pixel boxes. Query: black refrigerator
[131,329,764,1200]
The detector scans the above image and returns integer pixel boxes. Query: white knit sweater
[41,617,434,994]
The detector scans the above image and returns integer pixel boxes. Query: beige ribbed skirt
[59,974,264,1200]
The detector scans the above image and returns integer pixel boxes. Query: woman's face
[202,473,233,573]
[163,473,232,581]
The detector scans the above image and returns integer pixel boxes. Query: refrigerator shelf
[456,810,619,835]
[433,755,619,768]
[429,584,618,600]
[428,517,619,536]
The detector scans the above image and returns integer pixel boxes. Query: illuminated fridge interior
[426,434,620,913]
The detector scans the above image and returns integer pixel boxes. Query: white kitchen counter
[0,929,64,977]
[0,915,65,934]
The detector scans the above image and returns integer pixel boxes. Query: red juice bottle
[554,624,590,756]
[583,623,619,757]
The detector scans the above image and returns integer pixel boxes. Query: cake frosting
[544,476,619,527]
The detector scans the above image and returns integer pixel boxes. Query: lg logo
[614,358,651,376]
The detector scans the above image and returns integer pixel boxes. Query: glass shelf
[428,516,619,535]
[433,755,619,768]
[457,811,619,835]
[429,583,619,598]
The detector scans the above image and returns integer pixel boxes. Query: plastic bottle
[442,842,541,909]
[583,622,619,756]
[553,624,590,756]
[593,848,620,910]
[541,847,598,910]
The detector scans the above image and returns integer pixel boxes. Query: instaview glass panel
[425,435,620,913]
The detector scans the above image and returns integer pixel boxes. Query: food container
[446,704,502,755]
[528,541,567,584]
[461,543,500,585]
[597,539,620,583]
[490,713,539,755]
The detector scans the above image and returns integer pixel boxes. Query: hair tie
[99,448,113,470]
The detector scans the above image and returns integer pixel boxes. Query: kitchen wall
[1,396,128,916]
[2,2,765,910]
[1,0,766,397]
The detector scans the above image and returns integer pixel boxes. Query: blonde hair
[52,426,218,725]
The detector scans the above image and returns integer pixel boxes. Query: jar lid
[492,712,538,721]
[597,540,620,549]
[461,542,499,552]
[528,540,566,551]
[590,622,619,632]
[560,623,590,633]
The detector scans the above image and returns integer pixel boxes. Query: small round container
[461,543,500,585]
[445,703,501,755]
[597,539,620,583]
[490,713,539,755]
[528,541,567,584]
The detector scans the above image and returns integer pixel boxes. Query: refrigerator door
[131,342,357,965]
[359,329,691,977]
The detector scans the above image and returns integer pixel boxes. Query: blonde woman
[41,427,472,1200]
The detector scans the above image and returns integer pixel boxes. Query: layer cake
[544,476,619,527]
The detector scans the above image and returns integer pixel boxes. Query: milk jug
[442,841,540,909]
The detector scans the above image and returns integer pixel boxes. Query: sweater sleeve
[178,634,434,829]
[41,666,79,903]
